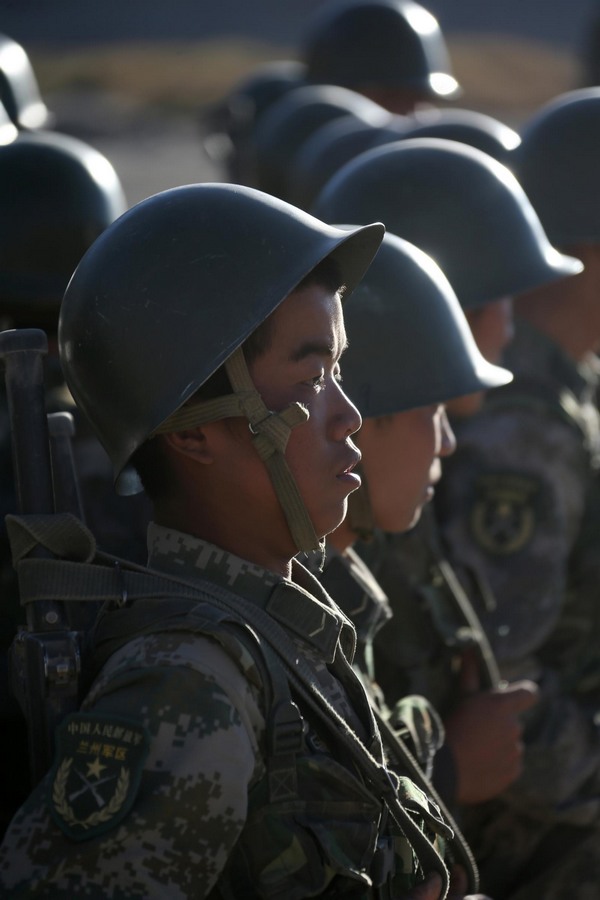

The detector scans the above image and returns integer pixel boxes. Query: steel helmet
[341,231,512,418]
[0,130,126,321]
[252,83,390,198]
[401,107,521,165]
[59,184,384,532]
[0,98,17,145]
[288,115,408,209]
[203,59,307,182]
[0,34,50,129]
[313,138,581,308]
[514,88,600,246]
[302,0,460,103]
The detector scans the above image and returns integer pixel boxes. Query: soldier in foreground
[0,184,486,898]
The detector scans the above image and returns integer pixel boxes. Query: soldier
[434,89,600,898]
[311,230,538,805]
[399,108,520,166]
[301,0,461,114]
[201,59,307,185]
[0,183,485,898]
[311,137,599,896]
[0,129,150,836]
[251,82,390,199]
[288,107,518,212]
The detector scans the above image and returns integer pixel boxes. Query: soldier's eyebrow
[289,337,348,363]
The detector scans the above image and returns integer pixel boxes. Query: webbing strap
[374,708,479,894]
[150,347,322,554]
[6,512,97,566]
[225,349,322,554]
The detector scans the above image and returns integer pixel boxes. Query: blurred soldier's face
[357,403,456,532]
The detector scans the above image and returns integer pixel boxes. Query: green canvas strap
[150,346,323,554]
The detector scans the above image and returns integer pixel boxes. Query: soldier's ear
[163,428,214,465]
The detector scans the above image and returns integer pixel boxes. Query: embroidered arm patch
[48,711,150,841]
[469,473,541,555]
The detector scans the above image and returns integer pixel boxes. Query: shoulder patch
[470,473,540,555]
[48,712,149,841]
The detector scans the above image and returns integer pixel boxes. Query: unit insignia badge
[48,712,150,841]
[470,473,541,555]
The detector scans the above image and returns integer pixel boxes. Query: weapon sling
[0,330,82,784]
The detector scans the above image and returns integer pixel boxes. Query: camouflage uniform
[434,318,600,898]
[313,542,445,782]
[311,543,392,695]
[0,523,455,898]
[357,506,500,810]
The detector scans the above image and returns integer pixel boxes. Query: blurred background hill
[2,0,598,203]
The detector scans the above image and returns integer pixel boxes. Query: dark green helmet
[0,98,18,145]
[0,34,50,129]
[288,115,408,209]
[313,138,581,308]
[514,88,600,246]
[0,130,126,320]
[401,107,521,165]
[252,83,390,198]
[59,183,384,493]
[203,60,306,182]
[341,231,512,417]
[302,0,460,102]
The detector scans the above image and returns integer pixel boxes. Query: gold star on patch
[86,757,107,780]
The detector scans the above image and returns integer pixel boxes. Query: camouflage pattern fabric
[312,541,445,779]
[0,524,451,897]
[436,320,600,678]
[352,507,499,810]
[361,507,498,719]
[435,318,600,896]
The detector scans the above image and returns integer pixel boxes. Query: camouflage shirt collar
[312,543,391,647]
[146,523,355,663]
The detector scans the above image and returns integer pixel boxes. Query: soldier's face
[254,284,362,536]
[358,404,456,532]
[208,283,362,566]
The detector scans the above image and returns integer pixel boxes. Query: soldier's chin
[394,504,424,535]
[320,499,349,539]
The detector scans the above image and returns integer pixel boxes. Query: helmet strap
[152,346,323,555]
